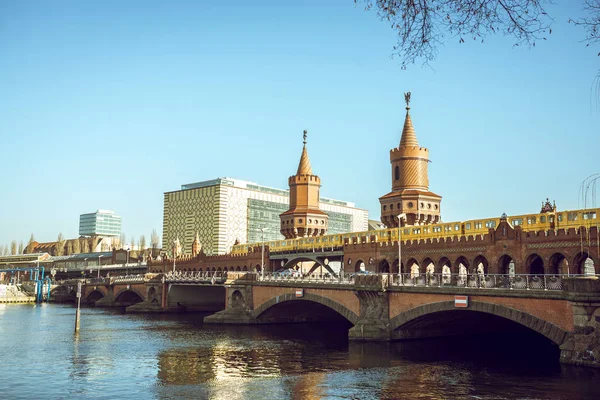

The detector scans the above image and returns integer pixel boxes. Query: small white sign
[295,289,304,298]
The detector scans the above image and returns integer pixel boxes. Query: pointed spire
[399,91,419,148]
[296,129,313,175]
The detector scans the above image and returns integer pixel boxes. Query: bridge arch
[473,255,489,274]
[114,288,144,306]
[253,292,359,325]
[378,259,390,273]
[497,254,516,275]
[437,257,452,272]
[549,252,567,274]
[454,256,470,272]
[85,289,105,305]
[354,259,366,272]
[389,301,567,345]
[573,251,596,275]
[526,253,545,275]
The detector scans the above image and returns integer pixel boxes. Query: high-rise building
[79,209,122,237]
[163,177,369,255]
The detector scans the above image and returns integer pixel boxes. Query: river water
[1,304,599,400]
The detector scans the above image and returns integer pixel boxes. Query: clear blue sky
[1,0,598,247]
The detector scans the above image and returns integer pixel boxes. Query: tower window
[394,166,400,181]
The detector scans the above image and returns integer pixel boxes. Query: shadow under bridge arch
[278,255,339,275]
[253,292,359,326]
[389,301,568,346]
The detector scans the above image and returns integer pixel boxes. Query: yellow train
[231,207,599,255]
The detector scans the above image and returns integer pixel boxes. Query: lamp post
[126,248,131,276]
[398,213,406,284]
[260,227,266,280]
[97,255,103,278]
[172,241,177,273]
[84,258,88,278]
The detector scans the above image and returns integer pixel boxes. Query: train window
[527,217,536,224]
[403,229,411,235]
[423,228,429,233]
[583,212,597,220]
[466,223,471,230]
[568,213,577,221]
[444,225,451,232]
[485,220,496,228]
[433,226,442,233]
[475,222,482,229]
[454,224,460,231]
[540,216,546,223]
[512,218,523,226]
[557,214,563,222]
[413,228,421,234]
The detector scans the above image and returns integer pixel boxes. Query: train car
[230,207,600,255]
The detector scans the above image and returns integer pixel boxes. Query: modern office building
[79,209,122,237]
[163,177,369,255]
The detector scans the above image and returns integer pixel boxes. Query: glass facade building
[163,177,369,255]
[79,210,122,237]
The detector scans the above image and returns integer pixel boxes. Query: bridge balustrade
[164,270,227,284]
[260,272,353,285]
[388,273,581,291]
[112,274,145,284]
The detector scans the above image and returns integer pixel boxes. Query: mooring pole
[74,281,82,333]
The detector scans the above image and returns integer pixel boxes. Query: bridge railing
[112,274,145,284]
[164,270,227,283]
[387,273,583,291]
[260,272,354,285]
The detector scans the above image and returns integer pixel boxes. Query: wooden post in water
[74,281,82,333]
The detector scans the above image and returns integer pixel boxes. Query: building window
[390,204,394,210]
[408,202,414,209]
[394,166,400,181]
[383,205,387,211]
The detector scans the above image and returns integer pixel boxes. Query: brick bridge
[71,271,600,369]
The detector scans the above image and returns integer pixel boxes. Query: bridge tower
[191,231,202,256]
[379,92,442,227]
[280,130,328,238]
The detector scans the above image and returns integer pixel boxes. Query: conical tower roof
[399,91,419,147]
[296,130,313,175]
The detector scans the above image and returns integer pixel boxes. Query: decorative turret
[379,92,442,227]
[280,130,328,239]
[192,231,202,256]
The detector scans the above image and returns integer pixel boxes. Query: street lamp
[398,213,407,284]
[260,227,266,280]
[126,248,131,276]
[172,241,177,273]
[97,255,103,278]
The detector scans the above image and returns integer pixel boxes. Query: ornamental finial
[404,91,411,110]
[303,129,307,145]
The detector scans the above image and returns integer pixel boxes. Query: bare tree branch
[356,0,554,67]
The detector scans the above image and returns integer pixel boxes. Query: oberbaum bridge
[64,94,600,368]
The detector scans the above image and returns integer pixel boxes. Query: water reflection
[2,305,600,400]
